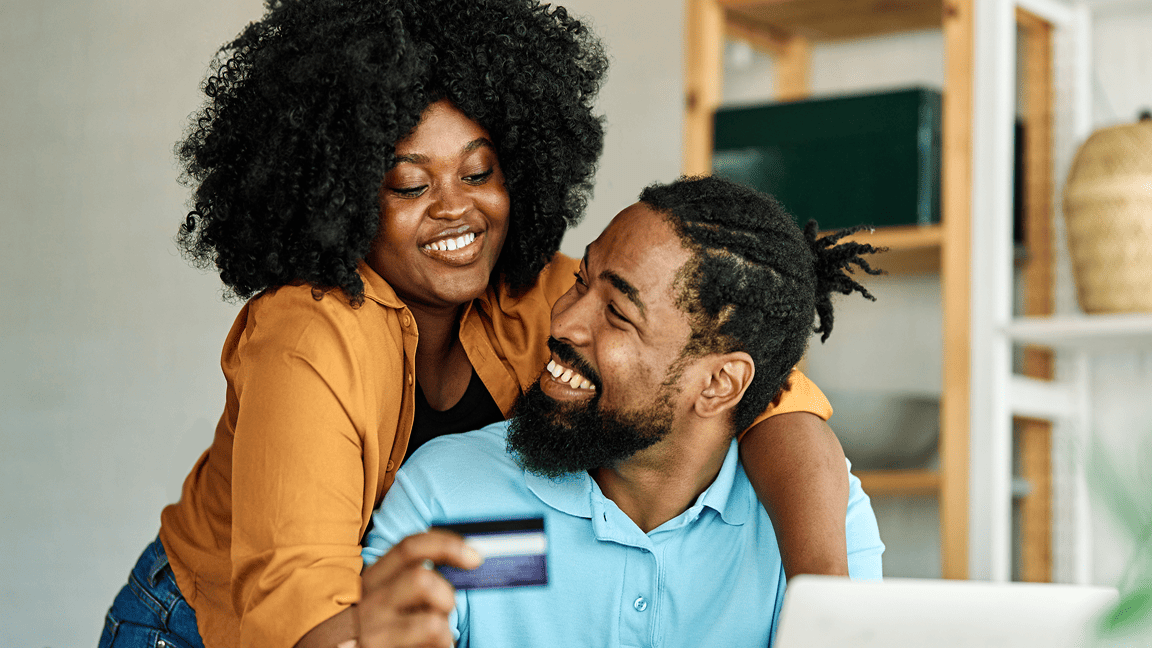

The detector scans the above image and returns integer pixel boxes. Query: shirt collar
[357,260,406,309]
[356,260,501,318]
[523,464,594,519]
[521,437,749,527]
[696,439,749,526]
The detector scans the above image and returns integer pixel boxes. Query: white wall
[0,1,683,645]
[2,2,265,645]
[559,0,685,253]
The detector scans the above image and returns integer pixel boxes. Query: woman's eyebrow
[463,137,495,154]
[392,152,429,165]
[393,138,494,166]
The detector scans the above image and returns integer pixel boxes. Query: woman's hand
[358,530,483,648]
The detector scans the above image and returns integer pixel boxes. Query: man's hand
[358,530,483,648]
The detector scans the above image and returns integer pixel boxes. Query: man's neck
[590,426,732,533]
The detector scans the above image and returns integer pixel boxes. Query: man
[358,176,885,648]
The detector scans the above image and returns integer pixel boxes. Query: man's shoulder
[395,421,555,524]
[400,422,520,488]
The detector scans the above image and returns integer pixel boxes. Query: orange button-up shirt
[158,253,831,648]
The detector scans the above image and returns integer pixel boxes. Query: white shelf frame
[1006,313,1152,351]
[970,0,1152,583]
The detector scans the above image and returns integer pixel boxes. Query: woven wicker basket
[1062,119,1152,314]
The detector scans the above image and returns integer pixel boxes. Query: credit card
[432,517,548,590]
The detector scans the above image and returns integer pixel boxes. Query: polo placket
[590,492,661,648]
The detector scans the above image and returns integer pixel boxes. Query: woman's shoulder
[237,282,404,364]
[248,283,369,326]
[538,252,580,287]
[491,252,579,309]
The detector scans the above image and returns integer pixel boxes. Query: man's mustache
[546,337,603,392]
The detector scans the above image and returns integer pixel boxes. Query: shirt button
[407,373,414,385]
[633,596,648,612]
[402,313,412,327]
[386,460,395,471]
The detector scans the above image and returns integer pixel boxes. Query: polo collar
[523,464,594,520]
[697,439,750,526]
[521,438,750,528]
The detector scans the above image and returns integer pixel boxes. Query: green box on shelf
[712,87,941,231]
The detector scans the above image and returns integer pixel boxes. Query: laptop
[775,575,1119,648]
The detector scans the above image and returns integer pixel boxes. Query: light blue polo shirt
[363,421,884,648]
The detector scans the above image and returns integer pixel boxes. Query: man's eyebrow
[601,270,646,318]
[392,138,494,166]
[583,244,646,317]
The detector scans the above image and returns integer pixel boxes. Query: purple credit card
[433,517,548,590]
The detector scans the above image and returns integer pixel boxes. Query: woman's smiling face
[369,100,510,310]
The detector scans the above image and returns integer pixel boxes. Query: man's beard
[506,378,677,479]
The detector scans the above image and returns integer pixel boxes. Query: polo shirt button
[407,373,413,385]
[403,313,412,327]
[633,596,648,612]
[386,460,395,471]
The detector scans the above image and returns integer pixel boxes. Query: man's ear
[693,352,754,419]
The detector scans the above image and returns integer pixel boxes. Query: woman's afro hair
[640,176,884,432]
[176,0,607,302]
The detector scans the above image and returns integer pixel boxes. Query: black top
[405,368,505,464]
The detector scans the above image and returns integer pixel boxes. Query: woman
[99,1,851,647]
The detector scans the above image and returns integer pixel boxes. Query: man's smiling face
[507,202,700,475]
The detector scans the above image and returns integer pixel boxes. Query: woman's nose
[430,181,469,220]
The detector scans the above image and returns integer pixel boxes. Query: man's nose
[550,286,595,348]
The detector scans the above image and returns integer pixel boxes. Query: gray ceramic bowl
[824,390,940,471]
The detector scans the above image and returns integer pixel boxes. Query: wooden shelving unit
[684,0,1075,581]
[684,0,974,580]
[858,468,941,497]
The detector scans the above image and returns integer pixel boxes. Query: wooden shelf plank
[857,469,941,496]
[720,0,942,42]
[823,224,943,274]
[833,223,944,251]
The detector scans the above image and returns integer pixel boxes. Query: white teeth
[424,232,476,252]
[545,359,596,391]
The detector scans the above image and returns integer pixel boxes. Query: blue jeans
[98,535,205,648]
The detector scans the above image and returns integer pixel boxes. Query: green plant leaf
[1098,584,1152,635]
[1087,442,1151,544]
